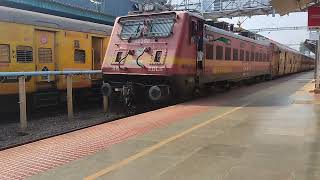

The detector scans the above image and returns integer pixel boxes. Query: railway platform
[1,72,320,180]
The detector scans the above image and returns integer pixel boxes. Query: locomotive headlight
[149,86,162,101]
[148,85,170,101]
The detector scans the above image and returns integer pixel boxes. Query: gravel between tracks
[0,107,124,150]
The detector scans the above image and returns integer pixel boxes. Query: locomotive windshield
[119,15,175,40]
[120,20,144,40]
[144,18,174,38]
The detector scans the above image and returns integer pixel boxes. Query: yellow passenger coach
[0,6,112,110]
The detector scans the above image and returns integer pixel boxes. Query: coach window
[240,50,244,61]
[16,46,33,63]
[233,48,238,61]
[74,49,86,64]
[225,47,231,61]
[0,44,10,63]
[255,52,259,62]
[263,53,267,62]
[205,44,214,60]
[267,54,270,62]
[245,51,250,61]
[259,52,263,62]
[250,52,254,61]
[216,46,224,60]
[292,57,295,64]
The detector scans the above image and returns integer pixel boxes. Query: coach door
[35,30,56,88]
[92,37,103,70]
[191,19,205,76]
[91,37,104,81]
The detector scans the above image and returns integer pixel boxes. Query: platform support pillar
[315,32,320,93]
[103,96,109,113]
[18,76,27,131]
[67,75,74,120]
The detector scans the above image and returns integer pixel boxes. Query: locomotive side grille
[17,46,33,63]
[0,44,10,63]
[38,48,53,63]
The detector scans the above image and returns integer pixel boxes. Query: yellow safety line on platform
[84,104,248,180]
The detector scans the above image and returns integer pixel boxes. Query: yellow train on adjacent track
[0,6,113,111]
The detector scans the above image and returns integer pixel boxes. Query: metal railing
[0,70,108,131]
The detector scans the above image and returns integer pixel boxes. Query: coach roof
[0,6,112,35]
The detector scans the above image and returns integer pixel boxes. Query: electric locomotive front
[101,11,198,112]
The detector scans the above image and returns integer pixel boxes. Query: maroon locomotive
[101,11,314,113]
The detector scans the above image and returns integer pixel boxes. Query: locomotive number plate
[148,66,165,72]
[112,66,120,71]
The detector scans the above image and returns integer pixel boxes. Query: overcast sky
[219,12,309,50]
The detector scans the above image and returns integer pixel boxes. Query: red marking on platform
[0,102,212,180]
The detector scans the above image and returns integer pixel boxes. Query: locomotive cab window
[16,46,33,63]
[146,18,175,38]
[225,47,231,61]
[205,44,214,60]
[191,21,197,36]
[74,49,86,64]
[119,15,176,40]
[216,46,224,60]
[0,44,10,63]
[119,20,144,40]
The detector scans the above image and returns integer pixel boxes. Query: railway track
[0,72,307,151]
[0,95,178,150]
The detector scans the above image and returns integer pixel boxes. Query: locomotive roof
[0,6,112,35]
[120,10,204,20]
[206,25,271,47]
